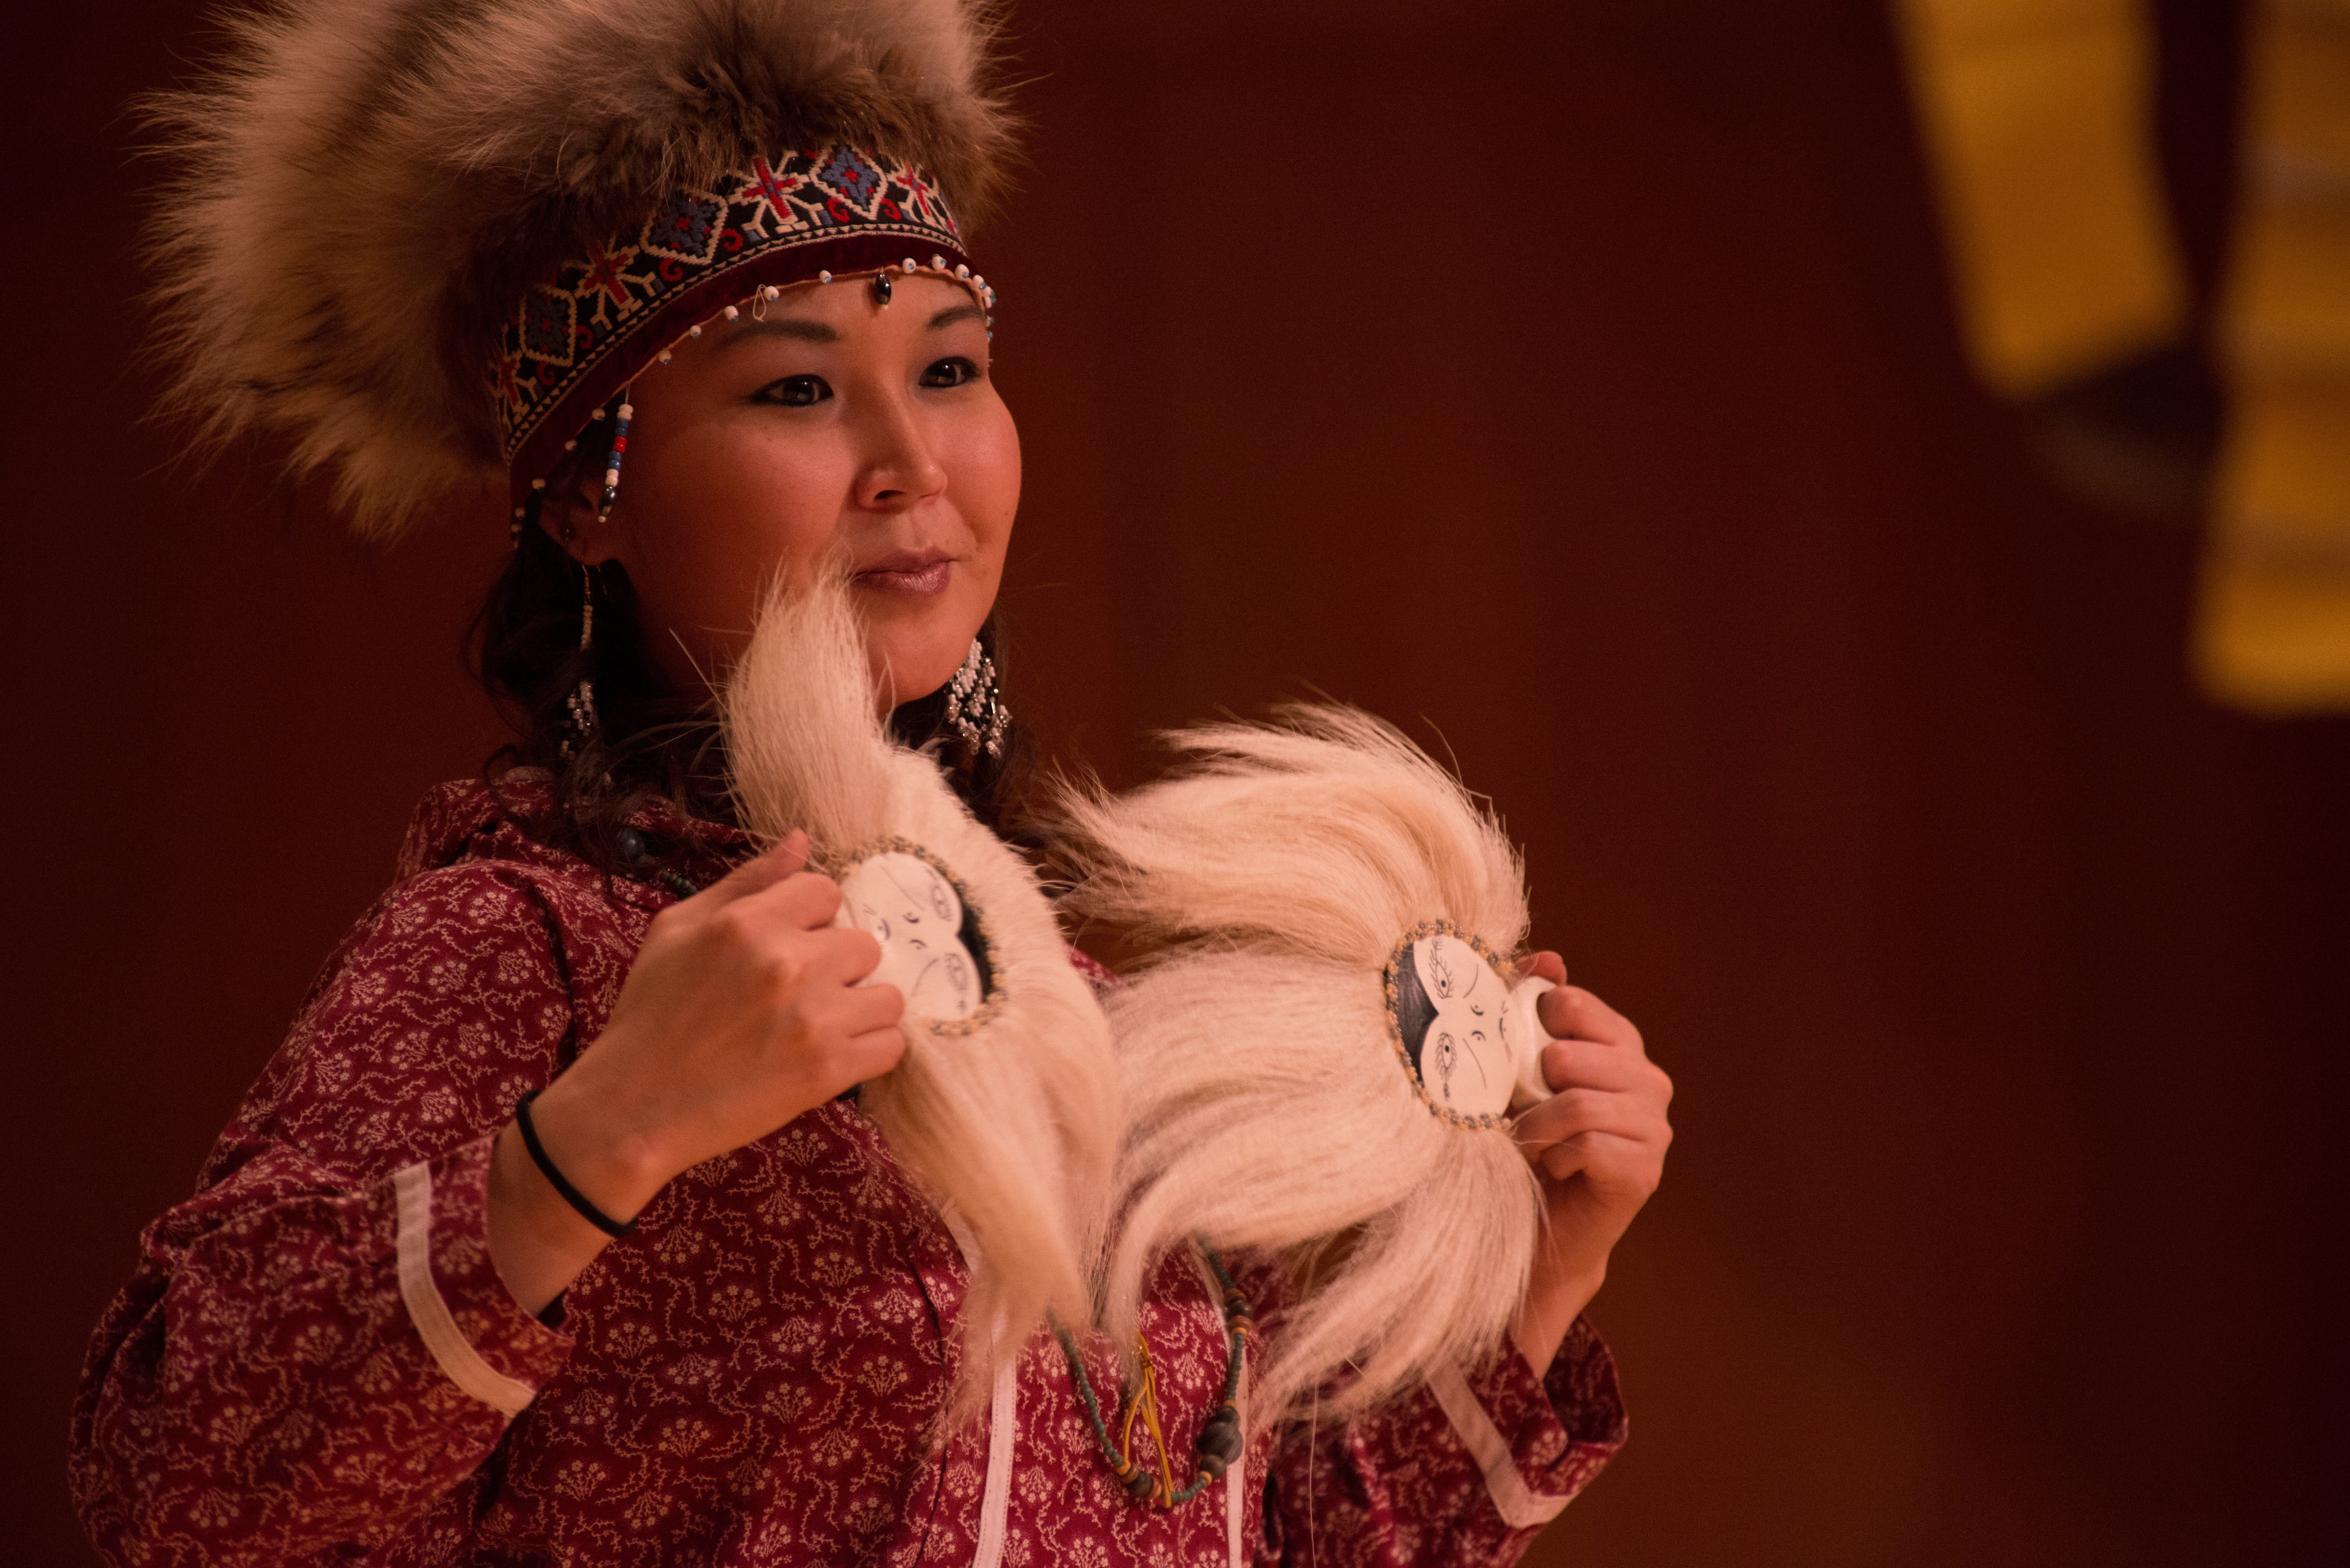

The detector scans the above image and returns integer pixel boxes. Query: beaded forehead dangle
[500,148,999,542]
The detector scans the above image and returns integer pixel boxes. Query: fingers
[687,866,845,949]
[785,990,906,1100]
[789,969,901,1044]
[1516,1085,1632,1151]
[1523,950,1569,986]
[698,830,811,907]
[1537,984,1642,1051]
[843,1023,909,1078]
[670,885,877,991]
[1516,1080,1674,1167]
[1531,1128,1662,1187]
[1534,1129,1592,1182]
[1535,1037,1651,1094]
[837,979,906,1036]
[748,867,846,930]
[798,924,885,985]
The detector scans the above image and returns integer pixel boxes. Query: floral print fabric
[71,779,1624,1567]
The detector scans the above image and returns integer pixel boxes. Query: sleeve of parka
[1258,1319,1627,1568]
[68,859,601,1567]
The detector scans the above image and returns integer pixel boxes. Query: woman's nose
[854,397,948,511]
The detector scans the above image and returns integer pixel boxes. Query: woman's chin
[867,634,971,712]
[852,580,990,712]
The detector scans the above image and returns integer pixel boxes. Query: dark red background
[10,2,2346,1563]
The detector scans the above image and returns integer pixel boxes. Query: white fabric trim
[976,1343,1017,1568]
[1180,1243,1250,1568]
[1427,1360,1570,1530]
[392,1160,536,1418]
[938,1205,1015,1568]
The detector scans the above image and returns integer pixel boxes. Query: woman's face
[557,272,1018,709]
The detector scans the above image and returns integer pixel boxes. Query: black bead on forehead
[872,270,892,305]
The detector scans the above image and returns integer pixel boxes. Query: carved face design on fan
[1389,931,1519,1119]
[834,851,987,1021]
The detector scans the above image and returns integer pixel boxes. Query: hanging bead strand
[560,563,600,760]
[1052,1240,1251,1511]
[597,392,634,523]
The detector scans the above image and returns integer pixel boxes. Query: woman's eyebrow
[716,317,838,348]
[928,302,984,330]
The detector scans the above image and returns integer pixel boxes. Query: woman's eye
[757,374,831,407]
[920,357,979,389]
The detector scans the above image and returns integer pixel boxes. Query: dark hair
[470,502,1038,884]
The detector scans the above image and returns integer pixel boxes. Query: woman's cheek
[962,404,1022,548]
[710,464,852,596]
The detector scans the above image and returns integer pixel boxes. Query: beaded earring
[560,563,599,760]
[550,386,632,759]
[942,638,1009,760]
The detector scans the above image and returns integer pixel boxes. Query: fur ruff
[145,0,1014,540]
[720,577,1116,1417]
[1057,709,1547,1425]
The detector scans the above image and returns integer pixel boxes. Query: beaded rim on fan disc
[1380,918,1519,1131]
[835,834,1006,1037]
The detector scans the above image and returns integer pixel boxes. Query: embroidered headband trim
[497,143,994,512]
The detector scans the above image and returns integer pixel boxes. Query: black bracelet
[512,1089,637,1238]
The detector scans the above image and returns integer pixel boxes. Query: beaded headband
[497,142,995,524]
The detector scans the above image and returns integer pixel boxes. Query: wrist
[487,1125,609,1315]
[1512,1260,1605,1378]
[523,1072,675,1224]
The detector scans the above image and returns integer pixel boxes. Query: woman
[71,2,1672,1564]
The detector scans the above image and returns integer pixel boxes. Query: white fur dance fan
[1057,708,1561,1424]
[721,577,1118,1408]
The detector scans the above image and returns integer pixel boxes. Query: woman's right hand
[487,831,905,1312]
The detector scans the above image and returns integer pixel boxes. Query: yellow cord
[1115,1334,1179,1502]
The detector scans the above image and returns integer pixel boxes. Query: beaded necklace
[1052,1243,1253,1509]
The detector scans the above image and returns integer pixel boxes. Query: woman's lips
[853,557,952,596]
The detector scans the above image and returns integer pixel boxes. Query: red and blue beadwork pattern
[495,144,974,502]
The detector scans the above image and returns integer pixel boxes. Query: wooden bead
[1197,1406,1243,1468]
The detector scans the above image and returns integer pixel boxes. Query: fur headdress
[1058,710,1560,1425]
[146,0,1014,539]
[721,574,1118,1411]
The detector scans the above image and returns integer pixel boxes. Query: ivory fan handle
[1507,975,1558,1111]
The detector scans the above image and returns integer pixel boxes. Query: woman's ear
[536,474,623,565]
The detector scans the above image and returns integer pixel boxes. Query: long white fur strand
[1059,709,1546,1425]
[722,579,1117,1416]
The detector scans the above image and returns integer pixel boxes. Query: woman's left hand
[1508,952,1674,1375]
